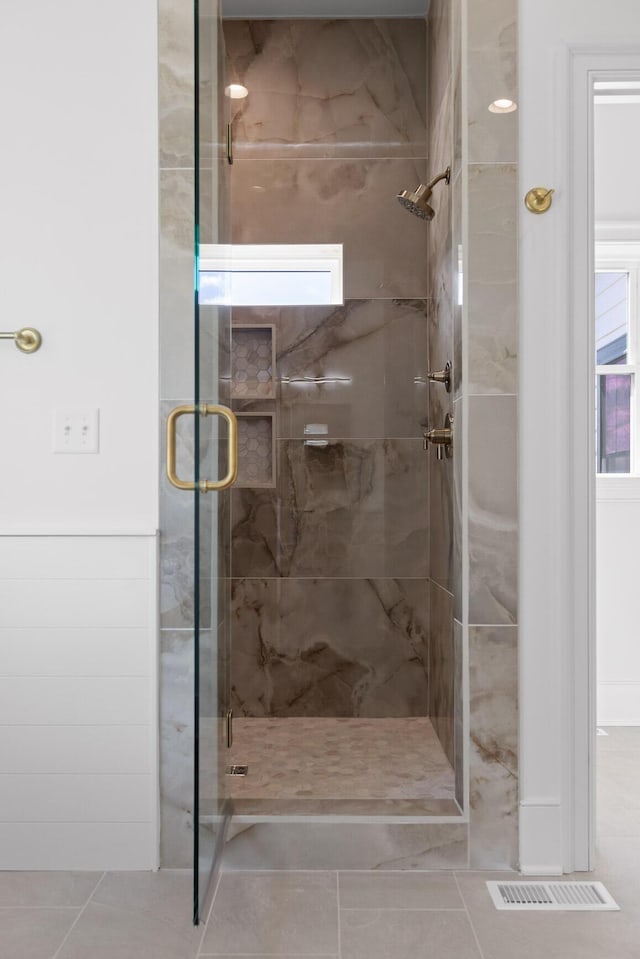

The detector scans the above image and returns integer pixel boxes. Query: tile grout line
[453,872,487,959]
[336,870,342,959]
[51,871,106,959]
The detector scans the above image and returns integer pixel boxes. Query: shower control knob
[422,413,454,460]
[427,362,451,392]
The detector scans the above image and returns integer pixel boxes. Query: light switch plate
[53,408,100,453]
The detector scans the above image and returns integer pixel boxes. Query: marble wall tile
[469,625,518,868]
[467,164,518,394]
[468,395,517,626]
[231,577,429,718]
[230,157,429,300]
[428,0,452,120]
[454,618,465,809]
[467,0,517,51]
[159,169,195,400]
[223,821,468,870]
[429,582,455,766]
[452,396,463,625]
[429,437,453,593]
[160,630,194,868]
[231,439,428,579]
[159,0,194,169]
[223,19,427,159]
[467,50,518,163]
[452,169,463,400]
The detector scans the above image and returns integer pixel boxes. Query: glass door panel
[193,0,233,924]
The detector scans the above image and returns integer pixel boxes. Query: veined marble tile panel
[454,618,465,809]
[231,577,429,718]
[230,157,429,300]
[231,439,428,579]
[428,0,452,118]
[467,0,517,50]
[160,630,194,868]
[469,625,518,868]
[468,395,517,626]
[452,396,463,624]
[159,0,194,169]
[223,19,427,159]
[428,582,455,766]
[452,168,463,400]
[223,821,468,870]
[467,51,518,163]
[429,436,454,593]
[159,170,194,399]
[233,299,429,441]
[467,165,518,394]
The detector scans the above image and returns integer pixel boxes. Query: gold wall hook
[525,187,555,214]
[0,327,42,353]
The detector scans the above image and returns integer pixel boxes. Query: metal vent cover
[487,881,619,911]
[225,764,248,777]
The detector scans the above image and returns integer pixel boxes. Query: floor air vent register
[486,881,619,911]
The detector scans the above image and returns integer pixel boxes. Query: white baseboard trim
[519,801,563,875]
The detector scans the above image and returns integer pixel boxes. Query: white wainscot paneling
[597,486,640,725]
[0,534,159,870]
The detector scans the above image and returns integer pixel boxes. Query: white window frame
[199,243,344,306]
[595,241,640,483]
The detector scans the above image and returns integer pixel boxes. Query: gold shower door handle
[166,403,238,492]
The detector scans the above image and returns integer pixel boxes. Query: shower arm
[426,167,451,191]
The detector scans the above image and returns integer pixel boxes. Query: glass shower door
[194,0,234,924]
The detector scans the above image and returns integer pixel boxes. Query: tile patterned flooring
[228,717,459,816]
[1,727,639,958]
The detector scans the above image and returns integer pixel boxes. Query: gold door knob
[524,187,554,214]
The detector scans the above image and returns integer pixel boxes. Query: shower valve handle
[427,361,451,392]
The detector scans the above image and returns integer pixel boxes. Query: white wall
[0,1,160,868]
[519,0,640,874]
[0,0,158,532]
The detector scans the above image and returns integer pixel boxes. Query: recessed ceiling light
[489,98,517,114]
[225,83,248,99]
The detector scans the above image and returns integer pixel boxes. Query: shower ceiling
[223,0,430,17]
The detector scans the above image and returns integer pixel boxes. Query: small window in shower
[199,243,343,306]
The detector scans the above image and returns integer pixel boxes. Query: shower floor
[227,717,459,817]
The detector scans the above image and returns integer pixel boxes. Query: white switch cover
[53,408,100,453]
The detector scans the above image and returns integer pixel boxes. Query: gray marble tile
[159,169,195,400]
[428,0,452,120]
[223,19,427,159]
[467,165,518,394]
[452,169,463,400]
[340,909,480,959]
[429,582,455,766]
[232,439,428,579]
[468,51,518,163]
[429,419,454,593]
[452,396,463,624]
[469,625,518,869]
[454,618,465,809]
[339,870,463,909]
[203,872,338,955]
[233,300,429,441]
[0,908,79,959]
[451,0,463,169]
[467,0,517,50]
[0,872,100,907]
[468,395,517,625]
[160,630,194,868]
[57,901,201,959]
[231,577,430,718]
[159,0,194,169]
[223,822,468,870]
[231,157,429,300]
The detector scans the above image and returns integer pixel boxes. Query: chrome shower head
[397,166,451,221]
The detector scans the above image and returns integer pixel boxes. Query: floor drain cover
[487,881,619,911]
[226,765,248,777]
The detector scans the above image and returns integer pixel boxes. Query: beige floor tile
[56,901,202,959]
[0,871,101,907]
[202,872,338,955]
[340,909,481,959]
[338,871,463,909]
[92,869,195,933]
[0,907,78,959]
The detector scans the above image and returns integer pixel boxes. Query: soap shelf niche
[231,325,276,400]
[235,412,276,489]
